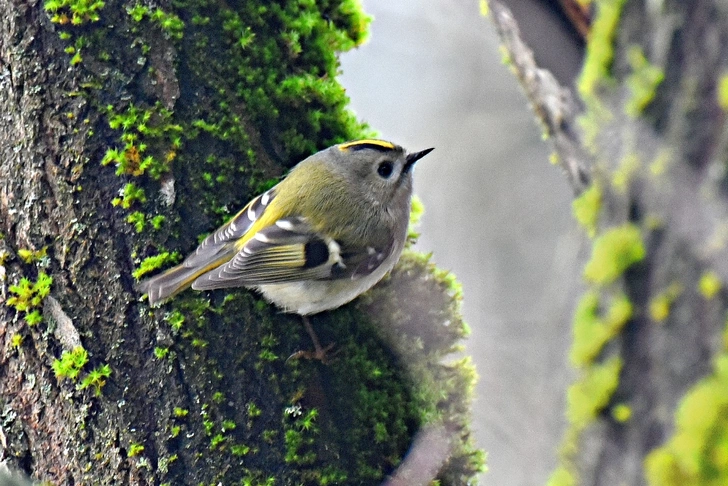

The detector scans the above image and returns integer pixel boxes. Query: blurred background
[339,1,585,484]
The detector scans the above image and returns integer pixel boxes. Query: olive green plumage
[137,140,433,315]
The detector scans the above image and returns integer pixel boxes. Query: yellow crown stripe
[338,139,395,151]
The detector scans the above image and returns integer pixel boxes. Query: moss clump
[625,45,664,117]
[111,182,147,209]
[567,355,623,433]
[578,0,627,99]
[649,282,683,323]
[699,271,722,300]
[44,0,104,25]
[611,403,632,423]
[133,252,179,280]
[17,247,48,264]
[572,183,602,238]
[7,272,53,327]
[547,465,577,486]
[717,74,728,111]
[571,291,633,367]
[612,153,640,193]
[584,224,645,285]
[78,364,112,396]
[644,352,728,485]
[52,346,89,381]
[102,104,182,180]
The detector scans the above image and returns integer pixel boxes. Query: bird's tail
[136,263,210,306]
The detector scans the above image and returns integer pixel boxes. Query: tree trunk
[0,0,483,484]
[489,0,728,485]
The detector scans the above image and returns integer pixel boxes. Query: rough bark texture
[0,0,483,484]
[490,0,728,485]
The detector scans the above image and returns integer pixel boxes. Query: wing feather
[182,186,277,268]
[191,217,338,289]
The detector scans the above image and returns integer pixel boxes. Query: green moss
[577,0,627,98]
[717,74,728,111]
[584,224,645,285]
[127,211,146,233]
[625,45,664,116]
[24,310,43,326]
[52,346,89,381]
[10,333,24,349]
[644,349,728,485]
[611,403,632,423]
[572,183,602,238]
[17,247,48,264]
[128,443,145,457]
[132,252,179,280]
[102,103,182,180]
[154,347,170,359]
[571,292,633,367]
[479,0,489,16]
[612,153,640,193]
[77,364,112,396]
[44,0,104,25]
[649,148,672,176]
[649,282,683,322]
[111,182,147,209]
[150,8,185,40]
[567,355,623,433]
[699,271,722,299]
[7,272,53,314]
[547,465,577,486]
[173,407,189,418]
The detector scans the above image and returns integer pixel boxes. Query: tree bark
[489,0,728,485]
[0,0,483,484]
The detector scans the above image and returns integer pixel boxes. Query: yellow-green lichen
[567,355,623,433]
[625,45,664,117]
[644,353,728,486]
[611,403,632,423]
[612,153,640,193]
[699,271,722,299]
[584,224,646,285]
[17,247,48,264]
[717,74,728,111]
[649,148,672,176]
[572,183,602,238]
[571,291,632,367]
[649,282,683,323]
[479,0,489,16]
[128,443,145,457]
[547,465,577,486]
[10,333,24,349]
[578,0,627,99]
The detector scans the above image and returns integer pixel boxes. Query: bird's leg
[287,316,336,363]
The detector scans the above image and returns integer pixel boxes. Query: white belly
[254,249,400,315]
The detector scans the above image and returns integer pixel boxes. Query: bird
[137,139,434,360]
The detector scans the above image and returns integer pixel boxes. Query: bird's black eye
[377,160,394,178]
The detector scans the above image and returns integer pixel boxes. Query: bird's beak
[404,147,434,172]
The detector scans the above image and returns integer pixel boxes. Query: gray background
[339,2,583,484]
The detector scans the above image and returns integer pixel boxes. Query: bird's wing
[191,216,348,289]
[191,217,397,291]
[181,186,277,269]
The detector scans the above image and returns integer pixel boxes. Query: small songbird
[137,139,433,359]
